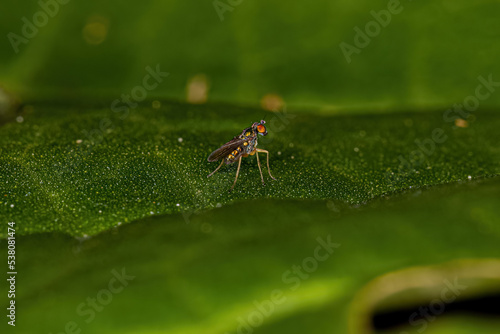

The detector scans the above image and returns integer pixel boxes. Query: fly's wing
[208,137,246,162]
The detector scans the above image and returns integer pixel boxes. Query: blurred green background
[1,1,500,334]
[1,0,500,110]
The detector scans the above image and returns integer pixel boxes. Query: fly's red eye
[257,124,266,133]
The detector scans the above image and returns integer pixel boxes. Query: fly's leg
[256,149,276,180]
[230,158,242,191]
[207,160,224,178]
[255,151,265,185]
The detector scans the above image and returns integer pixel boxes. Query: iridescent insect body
[207,120,276,190]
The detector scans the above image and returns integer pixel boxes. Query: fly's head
[252,120,268,136]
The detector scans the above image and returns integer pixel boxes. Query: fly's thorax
[223,131,259,164]
[247,136,258,152]
[241,126,254,138]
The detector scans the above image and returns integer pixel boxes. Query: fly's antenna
[261,112,268,123]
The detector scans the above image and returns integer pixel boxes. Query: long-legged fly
[207,120,276,190]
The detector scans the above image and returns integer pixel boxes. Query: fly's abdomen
[225,145,244,164]
[225,138,256,163]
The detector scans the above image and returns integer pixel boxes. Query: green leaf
[7,176,500,333]
[1,102,499,237]
[2,101,499,332]
[2,1,500,333]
